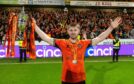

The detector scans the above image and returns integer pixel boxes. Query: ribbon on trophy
[4,7,36,59]
[18,7,36,60]
[3,12,18,58]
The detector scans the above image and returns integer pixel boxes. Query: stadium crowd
[0,8,134,42]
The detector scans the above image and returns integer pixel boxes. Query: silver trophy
[18,7,28,32]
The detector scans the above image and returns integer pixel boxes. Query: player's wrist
[109,25,114,30]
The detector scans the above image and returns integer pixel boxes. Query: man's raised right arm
[32,18,54,45]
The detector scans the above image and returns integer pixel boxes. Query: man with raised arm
[32,17,122,84]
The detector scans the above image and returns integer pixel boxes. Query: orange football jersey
[55,39,91,83]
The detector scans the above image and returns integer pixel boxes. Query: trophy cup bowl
[18,7,28,32]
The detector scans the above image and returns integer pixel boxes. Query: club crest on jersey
[66,45,71,48]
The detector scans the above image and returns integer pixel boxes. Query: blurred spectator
[0,7,134,40]
[130,28,134,39]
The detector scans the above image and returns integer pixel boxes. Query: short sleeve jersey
[55,39,91,83]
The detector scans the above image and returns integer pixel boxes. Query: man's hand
[92,17,122,46]
[33,17,54,45]
[110,17,122,29]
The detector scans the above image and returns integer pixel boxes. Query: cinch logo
[0,48,7,58]
[36,45,61,58]
[85,46,113,56]
[0,49,5,58]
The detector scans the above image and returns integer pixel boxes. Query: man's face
[67,27,80,39]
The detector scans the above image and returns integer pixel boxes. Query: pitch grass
[0,56,134,84]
